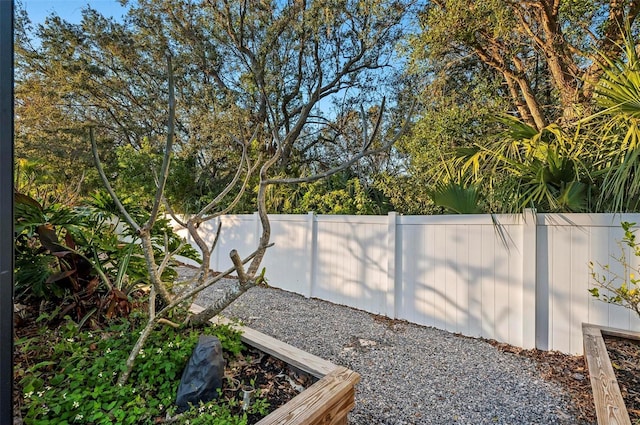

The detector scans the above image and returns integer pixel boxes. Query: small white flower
[98,372,103,378]
[159,404,164,410]
[106,348,112,354]
[139,349,145,358]
[156,348,162,354]
[73,401,80,409]
[37,391,44,397]
[87,332,93,338]
[63,393,67,400]
[168,342,174,348]
[75,414,83,421]
[66,338,74,342]
[25,391,33,399]
[45,386,51,391]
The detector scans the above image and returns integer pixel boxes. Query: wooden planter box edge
[582,323,633,425]
[190,303,360,425]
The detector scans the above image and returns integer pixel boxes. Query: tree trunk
[140,231,174,304]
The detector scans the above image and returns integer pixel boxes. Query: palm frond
[429,181,484,214]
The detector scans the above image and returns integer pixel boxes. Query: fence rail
[173,211,640,354]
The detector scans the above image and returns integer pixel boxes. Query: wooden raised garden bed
[582,323,640,425]
[190,304,360,425]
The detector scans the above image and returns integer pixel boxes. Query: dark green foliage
[16,317,250,424]
[14,190,198,325]
[212,323,246,358]
[428,182,484,214]
[267,172,391,215]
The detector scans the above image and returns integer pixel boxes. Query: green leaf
[429,181,484,214]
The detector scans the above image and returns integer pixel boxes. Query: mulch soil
[224,346,315,424]
[603,335,640,422]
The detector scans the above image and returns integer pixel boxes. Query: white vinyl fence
[173,211,640,355]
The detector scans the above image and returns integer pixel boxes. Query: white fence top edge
[169,212,640,228]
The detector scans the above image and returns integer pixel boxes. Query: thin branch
[117,242,273,385]
[158,233,186,277]
[209,221,222,255]
[146,54,176,229]
[89,127,141,234]
[201,152,261,221]
[163,198,187,228]
[264,99,411,185]
[196,135,250,220]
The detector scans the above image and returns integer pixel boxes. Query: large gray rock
[175,334,225,412]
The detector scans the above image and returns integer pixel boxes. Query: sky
[21,0,129,25]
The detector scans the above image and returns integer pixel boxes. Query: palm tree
[452,33,640,214]
[428,181,484,214]
[456,116,592,213]
[587,34,640,212]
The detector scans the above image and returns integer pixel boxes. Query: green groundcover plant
[16,312,267,425]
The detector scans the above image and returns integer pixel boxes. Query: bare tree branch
[146,54,176,230]
[264,99,413,185]
[118,241,273,384]
[90,126,141,234]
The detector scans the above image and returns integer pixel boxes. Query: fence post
[522,208,537,349]
[306,212,316,298]
[387,212,398,318]
[0,1,13,421]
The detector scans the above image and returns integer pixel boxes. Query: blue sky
[21,0,128,24]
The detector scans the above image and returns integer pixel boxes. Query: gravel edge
[180,269,588,425]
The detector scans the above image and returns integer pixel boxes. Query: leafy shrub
[590,221,640,317]
[214,322,246,357]
[14,190,198,325]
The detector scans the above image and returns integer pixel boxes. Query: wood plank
[190,303,360,424]
[256,366,360,425]
[600,326,640,342]
[190,304,336,378]
[582,324,631,425]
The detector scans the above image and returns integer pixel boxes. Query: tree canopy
[16,0,409,210]
[15,0,640,214]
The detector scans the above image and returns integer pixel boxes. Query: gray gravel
[183,270,583,425]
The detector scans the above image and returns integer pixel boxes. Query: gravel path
[183,270,584,425]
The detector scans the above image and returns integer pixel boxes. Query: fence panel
[313,215,390,316]
[260,214,312,296]
[540,214,640,353]
[171,212,640,354]
[396,215,526,347]
[211,215,259,272]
